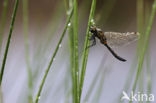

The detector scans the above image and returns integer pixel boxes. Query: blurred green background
[0,0,156,103]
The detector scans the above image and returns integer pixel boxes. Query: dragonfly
[89,25,140,62]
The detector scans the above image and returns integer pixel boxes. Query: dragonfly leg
[87,35,96,48]
[88,35,95,40]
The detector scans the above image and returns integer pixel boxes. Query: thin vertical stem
[145,2,152,103]
[137,0,144,33]
[79,0,96,100]
[73,0,79,102]
[136,0,145,97]
[0,0,9,53]
[0,0,19,85]
[129,0,156,103]
[22,0,33,102]
[34,9,73,103]
[64,0,74,102]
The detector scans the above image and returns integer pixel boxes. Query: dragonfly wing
[104,32,140,48]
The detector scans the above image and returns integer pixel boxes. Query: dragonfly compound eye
[90,25,97,33]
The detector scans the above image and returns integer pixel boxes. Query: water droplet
[68,23,71,27]
[91,19,95,25]
[59,44,62,48]
[38,96,41,100]
[67,9,72,15]
[67,11,70,15]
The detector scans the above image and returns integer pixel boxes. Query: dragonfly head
[89,25,97,34]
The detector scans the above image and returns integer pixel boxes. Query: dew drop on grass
[91,19,95,25]
[68,23,71,27]
[67,10,72,15]
[38,96,41,100]
[59,44,62,48]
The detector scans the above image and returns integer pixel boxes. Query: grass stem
[0,0,9,53]
[73,0,79,102]
[22,0,33,102]
[34,8,73,103]
[129,0,156,103]
[79,0,96,100]
[0,0,19,85]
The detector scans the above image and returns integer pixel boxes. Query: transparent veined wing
[104,32,140,47]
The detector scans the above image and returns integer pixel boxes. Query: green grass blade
[64,0,74,102]
[73,0,79,102]
[34,8,73,103]
[79,0,96,100]
[0,0,9,53]
[145,4,152,103]
[145,4,152,100]
[22,0,33,102]
[68,24,75,102]
[0,0,19,85]
[119,1,145,102]
[129,0,156,103]
[136,0,145,100]
[67,8,75,103]
[137,0,144,34]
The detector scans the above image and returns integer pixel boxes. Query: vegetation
[0,0,155,103]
